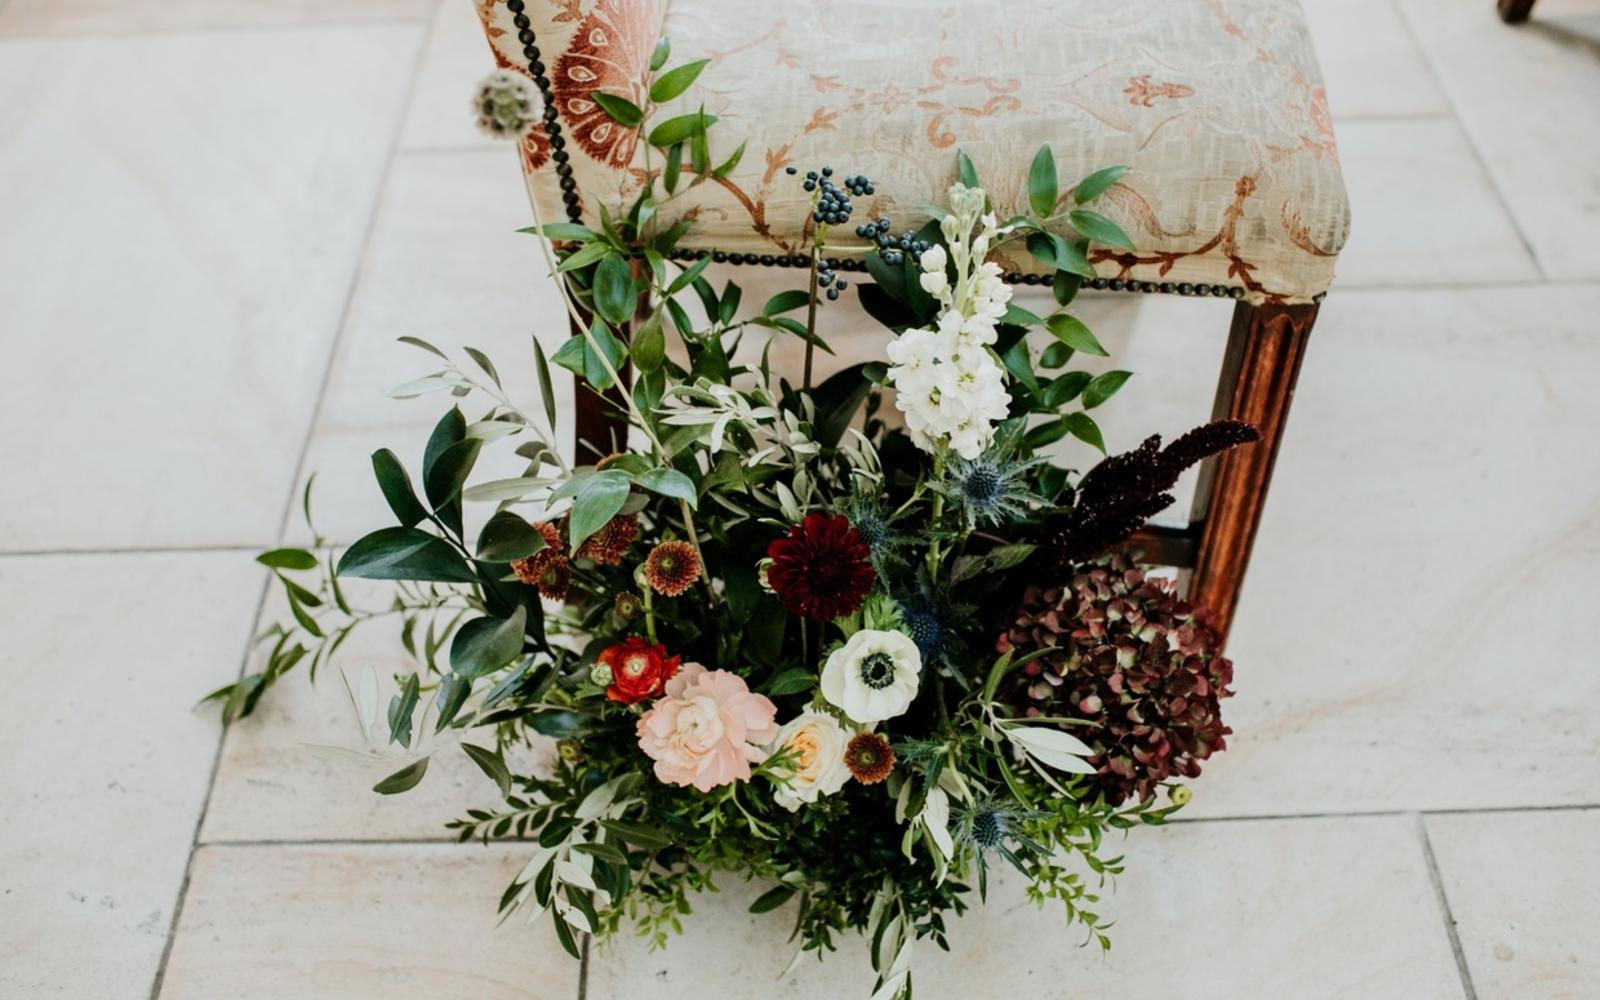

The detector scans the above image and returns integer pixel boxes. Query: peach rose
[636,665,779,792]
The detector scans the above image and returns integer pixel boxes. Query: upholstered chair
[471,0,1350,636]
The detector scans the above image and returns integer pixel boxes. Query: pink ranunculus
[636,664,779,792]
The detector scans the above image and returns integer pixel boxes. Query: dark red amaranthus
[1042,419,1260,568]
[996,554,1234,803]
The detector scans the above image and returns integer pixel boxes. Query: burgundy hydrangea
[766,513,877,622]
[995,554,1233,803]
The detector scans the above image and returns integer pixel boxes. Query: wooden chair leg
[1498,0,1535,23]
[1188,300,1318,639]
[570,261,649,462]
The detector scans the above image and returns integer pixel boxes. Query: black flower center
[858,652,896,689]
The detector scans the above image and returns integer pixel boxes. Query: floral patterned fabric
[475,0,1349,305]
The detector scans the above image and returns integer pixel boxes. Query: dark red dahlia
[766,513,877,622]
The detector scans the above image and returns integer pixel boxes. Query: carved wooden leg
[1498,0,1535,23]
[1188,300,1318,639]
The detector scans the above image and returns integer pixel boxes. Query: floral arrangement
[211,55,1260,998]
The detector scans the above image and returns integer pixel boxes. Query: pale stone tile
[1301,0,1450,119]
[0,552,264,999]
[1332,118,1540,285]
[1399,0,1600,279]
[588,816,1464,999]
[0,0,429,35]
[202,577,555,842]
[0,27,421,551]
[159,843,581,1000]
[1427,810,1600,1000]
[402,0,503,151]
[1189,286,1600,818]
[286,149,573,549]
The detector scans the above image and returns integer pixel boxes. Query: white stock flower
[918,244,950,300]
[820,629,923,724]
[768,710,852,811]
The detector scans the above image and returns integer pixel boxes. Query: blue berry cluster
[784,164,874,227]
[855,217,930,266]
[816,265,850,301]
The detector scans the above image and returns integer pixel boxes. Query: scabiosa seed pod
[843,731,895,784]
[996,552,1234,804]
[473,69,539,140]
[644,540,700,597]
[613,591,643,621]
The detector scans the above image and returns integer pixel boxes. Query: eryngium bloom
[996,553,1234,803]
[766,513,877,622]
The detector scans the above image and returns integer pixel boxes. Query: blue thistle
[936,448,1043,529]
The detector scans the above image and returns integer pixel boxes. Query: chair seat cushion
[478,0,1350,304]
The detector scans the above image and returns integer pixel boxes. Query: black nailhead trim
[1178,282,1194,294]
[525,45,541,60]
[562,192,580,205]
[551,149,568,164]
[554,162,573,177]
[712,251,727,262]
[530,60,545,76]
[512,13,529,28]
[506,0,525,11]
[519,29,534,44]
[534,76,552,92]
[542,104,558,121]
[759,254,776,265]
[546,123,562,137]
[776,257,791,267]
[1231,287,1245,299]
[1159,282,1175,293]
[1108,279,1125,291]
[559,176,576,192]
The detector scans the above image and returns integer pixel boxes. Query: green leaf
[555,240,611,273]
[648,112,718,148]
[599,819,674,848]
[713,139,746,180]
[533,336,558,431]
[809,363,872,448]
[749,885,796,914]
[1063,411,1106,453]
[631,312,666,374]
[649,36,671,72]
[372,756,429,795]
[461,742,513,799]
[528,710,586,738]
[956,148,980,189]
[257,548,317,571]
[635,467,697,508]
[1039,342,1074,370]
[761,289,809,317]
[423,408,465,485]
[337,527,475,583]
[450,606,528,679]
[1068,208,1134,250]
[1052,270,1082,307]
[663,141,682,194]
[529,222,595,242]
[371,448,428,527]
[764,669,815,696]
[593,254,636,327]
[433,674,470,732]
[1041,370,1092,408]
[589,90,643,128]
[568,469,633,550]
[387,673,420,747]
[1074,164,1130,204]
[1028,144,1059,218]
[1045,314,1109,357]
[649,58,709,103]
[1083,370,1133,409]
[476,511,547,562]
[423,436,483,511]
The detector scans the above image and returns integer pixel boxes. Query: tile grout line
[1390,0,1546,281]
[1415,813,1481,1000]
[0,15,432,43]
[145,19,436,1000]
[146,572,274,1000]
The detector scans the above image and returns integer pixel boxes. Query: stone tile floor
[1,1,1597,998]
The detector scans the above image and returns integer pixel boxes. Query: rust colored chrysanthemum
[766,513,877,622]
[576,512,639,565]
[511,521,569,600]
[644,540,700,597]
[843,731,895,784]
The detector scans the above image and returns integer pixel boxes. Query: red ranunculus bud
[598,637,682,705]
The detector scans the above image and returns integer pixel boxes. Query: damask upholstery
[475,0,1349,305]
